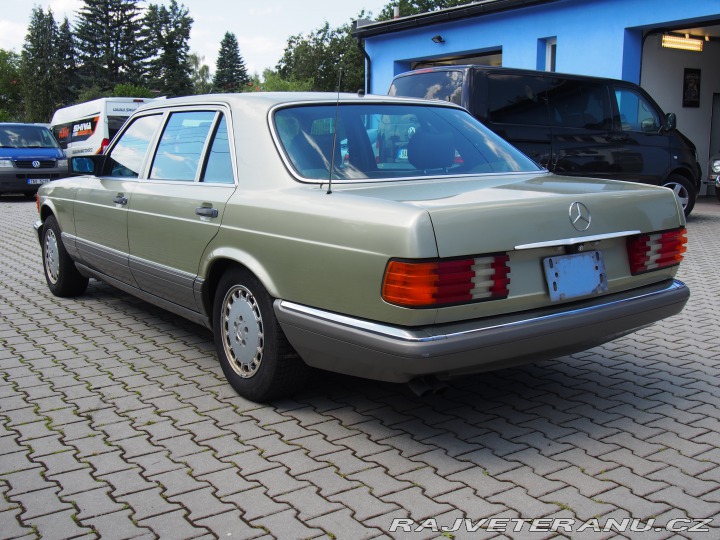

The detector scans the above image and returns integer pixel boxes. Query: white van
[51,97,155,157]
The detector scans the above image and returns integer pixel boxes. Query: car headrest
[407,131,455,172]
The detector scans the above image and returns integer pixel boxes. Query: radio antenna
[327,68,343,195]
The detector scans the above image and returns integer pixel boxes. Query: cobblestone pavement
[1,195,719,540]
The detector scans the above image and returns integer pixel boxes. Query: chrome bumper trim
[277,279,687,344]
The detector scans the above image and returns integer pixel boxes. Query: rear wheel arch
[209,264,310,401]
[202,257,280,328]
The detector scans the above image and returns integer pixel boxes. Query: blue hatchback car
[0,123,69,198]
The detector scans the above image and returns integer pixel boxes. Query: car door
[72,113,163,285]
[127,109,236,311]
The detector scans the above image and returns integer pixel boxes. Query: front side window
[105,114,162,178]
[150,111,216,181]
[274,103,541,181]
[614,88,661,133]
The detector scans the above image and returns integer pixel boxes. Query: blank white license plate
[27,178,50,185]
[543,251,608,302]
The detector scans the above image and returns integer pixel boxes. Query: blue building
[353,0,720,191]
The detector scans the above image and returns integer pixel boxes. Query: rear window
[389,71,464,104]
[0,125,61,149]
[108,115,130,140]
[273,103,541,182]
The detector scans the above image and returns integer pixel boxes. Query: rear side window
[547,80,612,129]
[150,111,215,181]
[202,116,234,184]
[389,71,464,104]
[487,74,554,126]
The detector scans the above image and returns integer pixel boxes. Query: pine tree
[55,18,77,107]
[21,8,58,121]
[143,0,193,97]
[74,0,148,92]
[212,32,250,93]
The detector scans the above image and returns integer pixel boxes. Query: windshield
[0,125,61,149]
[274,104,541,181]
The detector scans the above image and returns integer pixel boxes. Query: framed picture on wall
[683,68,701,107]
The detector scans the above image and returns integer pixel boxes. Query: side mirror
[71,156,102,174]
[664,112,677,131]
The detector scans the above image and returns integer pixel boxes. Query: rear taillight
[98,138,110,154]
[626,228,687,275]
[382,254,510,308]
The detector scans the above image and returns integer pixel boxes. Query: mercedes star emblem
[569,201,591,231]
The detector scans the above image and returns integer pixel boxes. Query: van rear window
[107,115,130,140]
[389,71,464,105]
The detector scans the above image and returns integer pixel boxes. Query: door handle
[113,195,128,205]
[196,207,219,218]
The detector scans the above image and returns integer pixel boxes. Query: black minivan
[389,66,701,216]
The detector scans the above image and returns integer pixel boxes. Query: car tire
[41,215,89,297]
[662,175,696,217]
[716,186,720,203]
[213,268,310,402]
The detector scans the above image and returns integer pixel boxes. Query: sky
[1,0,388,75]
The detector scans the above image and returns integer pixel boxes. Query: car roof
[134,92,465,114]
[0,122,51,128]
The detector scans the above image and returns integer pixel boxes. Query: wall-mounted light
[662,34,703,52]
[431,35,445,44]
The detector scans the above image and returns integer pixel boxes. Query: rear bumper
[275,279,689,383]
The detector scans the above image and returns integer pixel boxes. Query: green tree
[254,69,313,92]
[74,0,148,92]
[377,0,473,20]
[112,83,155,98]
[75,85,108,103]
[276,19,364,93]
[189,53,212,94]
[55,17,78,108]
[212,32,250,93]
[21,7,59,122]
[143,0,193,97]
[0,49,22,121]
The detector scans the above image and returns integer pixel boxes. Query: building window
[538,37,557,72]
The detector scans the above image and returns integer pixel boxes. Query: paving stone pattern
[1,196,719,539]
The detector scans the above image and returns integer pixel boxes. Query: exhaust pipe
[407,376,449,397]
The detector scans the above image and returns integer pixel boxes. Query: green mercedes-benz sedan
[34,93,689,401]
